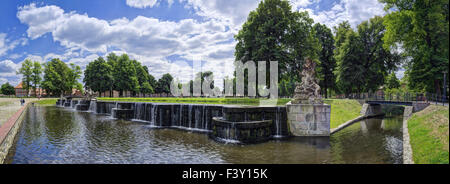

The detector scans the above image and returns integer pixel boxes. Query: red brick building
[14,82,47,97]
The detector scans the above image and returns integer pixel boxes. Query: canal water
[5,106,403,164]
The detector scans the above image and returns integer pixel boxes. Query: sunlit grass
[34,98,58,106]
[324,99,362,129]
[408,105,449,164]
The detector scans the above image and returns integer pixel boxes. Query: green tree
[386,72,401,89]
[143,66,157,93]
[156,73,173,94]
[106,53,119,96]
[234,0,319,96]
[334,17,401,94]
[84,57,113,95]
[1,82,15,95]
[335,30,365,94]
[114,54,139,96]
[31,61,42,97]
[41,58,81,97]
[380,0,449,94]
[314,23,336,98]
[132,60,153,96]
[17,59,33,97]
[357,16,401,92]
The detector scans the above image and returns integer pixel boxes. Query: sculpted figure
[292,58,323,104]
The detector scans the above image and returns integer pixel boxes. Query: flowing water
[5,106,403,164]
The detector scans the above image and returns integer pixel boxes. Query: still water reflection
[6,106,402,164]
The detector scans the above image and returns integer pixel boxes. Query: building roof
[14,82,23,89]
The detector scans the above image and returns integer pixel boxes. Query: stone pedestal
[286,102,330,136]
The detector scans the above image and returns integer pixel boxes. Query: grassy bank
[98,97,291,106]
[324,99,362,129]
[34,98,58,106]
[408,105,449,164]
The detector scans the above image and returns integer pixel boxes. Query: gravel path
[0,98,36,126]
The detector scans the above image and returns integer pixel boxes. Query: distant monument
[286,58,330,136]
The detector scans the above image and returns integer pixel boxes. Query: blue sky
[0,0,393,87]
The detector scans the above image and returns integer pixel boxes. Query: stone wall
[286,102,330,136]
[402,106,414,164]
[0,103,29,164]
[412,102,429,112]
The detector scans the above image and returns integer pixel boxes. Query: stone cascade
[210,106,288,144]
[57,100,291,143]
[75,100,90,111]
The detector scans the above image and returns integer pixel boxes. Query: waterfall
[202,105,206,130]
[188,105,193,129]
[133,103,145,122]
[111,102,118,118]
[179,104,183,127]
[151,104,157,126]
[274,106,282,138]
[70,100,73,108]
[194,106,199,129]
[89,101,97,113]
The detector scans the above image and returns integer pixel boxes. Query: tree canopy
[314,23,336,98]
[335,16,401,94]
[84,57,113,93]
[41,58,81,97]
[0,82,15,95]
[380,0,449,93]
[17,59,33,96]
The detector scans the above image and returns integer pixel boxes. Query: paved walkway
[0,98,36,127]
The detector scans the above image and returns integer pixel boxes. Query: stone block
[286,104,331,136]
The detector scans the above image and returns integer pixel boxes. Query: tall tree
[335,30,365,94]
[114,54,139,96]
[380,0,449,93]
[357,16,400,92]
[386,72,401,89]
[156,73,173,94]
[41,58,81,97]
[17,59,33,97]
[106,53,119,96]
[334,17,401,94]
[234,0,319,96]
[314,23,336,98]
[132,60,153,96]
[31,61,42,97]
[84,57,113,95]
[143,66,157,93]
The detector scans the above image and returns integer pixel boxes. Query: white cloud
[126,0,159,9]
[17,3,238,83]
[181,0,260,28]
[0,60,20,77]
[17,4,66,39]
[0,33,27,56]
[298,0,386,29]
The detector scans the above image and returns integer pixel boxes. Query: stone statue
[292,58,323,104]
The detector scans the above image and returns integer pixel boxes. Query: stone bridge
[361,100,430,116]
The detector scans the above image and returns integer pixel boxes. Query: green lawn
[34,98,58,106]
[324,99,362,129]
[408,105,449,164]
